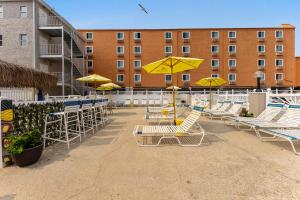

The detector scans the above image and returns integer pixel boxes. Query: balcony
[117,52,124,57]
[258,52,265,56]
[50,72,71,84]
[258,38,265,42]
[40,44,71,58]
[276,52,283,56]
[117,66,125,71]
[276,37,283,42]
[165,80,172,86]
[39,15,62,27]
[229,38,236,42]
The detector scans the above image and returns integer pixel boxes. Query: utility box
[248,92,266,117]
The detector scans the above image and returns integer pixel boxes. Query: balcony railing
[40,43,71,58]
[39,15,62,27]
[50,72,71,84]
[40,44,62,56]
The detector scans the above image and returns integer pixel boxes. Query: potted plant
[7,129,43,167]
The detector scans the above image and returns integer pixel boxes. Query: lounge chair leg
[288,140,300,155]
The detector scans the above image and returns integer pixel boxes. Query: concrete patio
[0,108,300,200]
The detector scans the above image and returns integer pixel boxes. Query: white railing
[39,15,62,27]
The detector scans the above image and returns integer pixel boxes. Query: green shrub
[7,129,42,155]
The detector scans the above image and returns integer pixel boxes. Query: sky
[45,0,300,55]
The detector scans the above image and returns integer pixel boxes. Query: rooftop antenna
[138,3,149,14]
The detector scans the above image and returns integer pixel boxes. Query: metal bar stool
[43,100,82,149]
[92,99,105,130]
[79,99,95,137]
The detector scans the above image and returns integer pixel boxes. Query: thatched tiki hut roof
[0,60,57,90]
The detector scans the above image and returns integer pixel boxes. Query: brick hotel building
[79,24,299,89]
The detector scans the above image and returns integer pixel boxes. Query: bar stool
[43,100,81,149]
[79,99,95,137]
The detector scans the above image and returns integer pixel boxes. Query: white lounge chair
[243,104,300,136]
[255,129,300,155]
[208,101,245,119]
[133,110,205,146]
[224,103,284,128]
[202,101,232,116]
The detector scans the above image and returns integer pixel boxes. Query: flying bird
[138,3,149,14]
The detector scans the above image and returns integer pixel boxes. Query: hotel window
[257,31,265,38]
[165,46,172,54]
[134,32,141,40]
[228,59,236,67]
[182,32,190,39]
[228,73,236,81]
[117,74,124,82]
[134,46,141,54]
[87,60,93,69]
[182,45,190,53]
[258,45,265,53]
[116,32,124,40]
[211,45,219,53]
[211,31,219,39]
[182,74,190,82]
[211,59,219,68]
[86,32,93,40]
[275,44,283,52]
[20,34,28,47]
[117,60,124,69]
[165,74,172,82]
[0,5,3,18]
[134,74,141,83]
[275,59,284,67]
[275,73,283,81]
[211,74,219,78]
[134,60,141,69]
[116,46,124,54]
[229,45,236,53]
[0,35,2,47]
[258,59,265,67]
[86,46,93,54]
[228,31,236,39]
[165,32,172,39]
[20,6,27,18]
[275,30,283,39]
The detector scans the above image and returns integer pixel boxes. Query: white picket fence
[0,88,36,101]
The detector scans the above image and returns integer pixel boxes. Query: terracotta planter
[12,143,43,167]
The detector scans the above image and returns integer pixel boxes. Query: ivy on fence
[13,102,64,146]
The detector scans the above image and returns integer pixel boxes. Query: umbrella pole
[94,81,97,99]
[209,82,212,109]
[171,68,176,125]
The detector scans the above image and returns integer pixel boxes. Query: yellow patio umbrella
[143,56,204,123]
[77,74,111,97]
[195,77,226,109]
[97,83,122,102]
[166,85,181,90]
